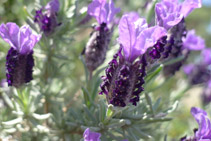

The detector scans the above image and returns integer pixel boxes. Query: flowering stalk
[0,23,41,88]
[154,0,202,76]
[34,0,60,36]
[100,12,167,107]
[84,0,120,75]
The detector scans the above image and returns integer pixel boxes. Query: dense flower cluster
[0,23,41,87]
[100,12,166,107]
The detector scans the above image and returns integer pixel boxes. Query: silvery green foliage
[0,0,204,140]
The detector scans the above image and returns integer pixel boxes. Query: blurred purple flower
[156,0,202,30]
[34,0,60,35]
[183,30,205,51]
[83,128,101,141]
[191,107,211,140]
[84,0,120,72]
[0,23,41,87]
[100,13,167,107]
[201,48,211,65]
[183,64,195,75]
[88,0,120,25]
[202,80,211,105]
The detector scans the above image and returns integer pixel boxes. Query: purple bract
[88,0,120,25]
[83,128,101,141]
[0,23,41,87]
[155,0,202,30]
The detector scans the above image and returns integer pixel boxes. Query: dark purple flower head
[155,0,202,30]
[0,23,41,87]
[100,13,167,107]
[88,0,120,25]
[183,30,205,51]
[83,128,101,141]
[34,0,60,35]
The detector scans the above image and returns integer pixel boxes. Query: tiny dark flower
[34,0,60,35]
[84,0,120,72]
[0,23,41,87]
[100,13,167,107]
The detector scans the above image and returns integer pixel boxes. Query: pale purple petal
[83,128,101,141]
[19,26,41,54]
[201,48,211,65]
[155,1,183,30]
[136,26,167,55]
[45,0,60,13]
[183,64,195,75]
[0,23,20,49]
[118,12,141,61]
[183,30,205,51]
[106,0,120,23]
[191,107,211,140]
[181,0,202,17]
[88,0,107,24]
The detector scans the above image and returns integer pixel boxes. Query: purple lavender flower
[83,128,101,141]
[100,12,167,107]
[181,107,211,141]
[0,23,41,87]
[155,0,202,30]
[34,0,60,35]
[84,0,120,72]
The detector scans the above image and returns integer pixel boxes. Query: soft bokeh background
[0,0,211,140]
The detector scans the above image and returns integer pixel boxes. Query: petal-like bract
[191,107,211,140]
[88,0,120,24]
[183,30,205,51]
[118,12,167,62]
[45,0,60,13]
[181,0,202,17]
[83,128,101,141]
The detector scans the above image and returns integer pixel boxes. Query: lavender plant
[0,0,210,141]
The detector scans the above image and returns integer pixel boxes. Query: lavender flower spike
[183,30,205,51]
[83,128,101,141]
[84,0,120,72]
[100,12,167,107]
[0,23,41,87]
[155,0,202,30]
[34,0,60,35]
